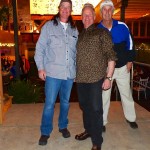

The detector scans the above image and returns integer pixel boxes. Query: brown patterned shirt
[76,24,117,83]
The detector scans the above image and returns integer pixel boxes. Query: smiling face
[101,5,114,21]
[82,7,95,29]
[59,2,72,22]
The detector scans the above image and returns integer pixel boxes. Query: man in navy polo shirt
[98,0,138,132]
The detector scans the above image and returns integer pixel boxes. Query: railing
[115,61,150,101]
[131,61,150,90]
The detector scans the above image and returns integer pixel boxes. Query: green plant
[0,5,12,28]
[8,80,41,104]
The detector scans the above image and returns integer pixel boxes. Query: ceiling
[94,0,150,22]
[30,0,150,22]
[113,0,150,20]
[0,0,150,22]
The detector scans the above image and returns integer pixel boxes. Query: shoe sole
[39,142,47,146]
[75,136,90,141]
[62,135,71,138]
[75,133,90,141]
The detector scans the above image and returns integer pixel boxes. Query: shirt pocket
[48,34,62,46]
[68,34,77,50]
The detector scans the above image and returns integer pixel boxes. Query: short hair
[82,3,95,15]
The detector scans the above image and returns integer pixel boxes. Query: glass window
[147,21,150,36]
[140,21,145,37]
[133,21,139,37]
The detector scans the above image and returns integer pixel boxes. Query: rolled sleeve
[102,30,117,62]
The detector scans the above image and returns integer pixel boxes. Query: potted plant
[8,80,42,104]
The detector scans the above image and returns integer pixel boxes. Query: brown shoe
[91,145,101,150]
[75,130,90,140]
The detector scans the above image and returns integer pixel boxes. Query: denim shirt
[34,19,78,80]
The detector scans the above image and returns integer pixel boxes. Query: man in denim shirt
[34,0,78,145]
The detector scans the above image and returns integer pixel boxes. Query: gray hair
[82,3,95,15]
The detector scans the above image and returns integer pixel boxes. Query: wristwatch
[105,77,112,81]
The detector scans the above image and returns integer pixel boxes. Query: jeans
[40,76,74,136]
[77,79,103,147]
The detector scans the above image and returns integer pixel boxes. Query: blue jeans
[40,77,74,136]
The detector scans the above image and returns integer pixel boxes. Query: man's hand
[126,62,133,73]
[38,70,46,81]
[102,79,112,90]
[102,60,115,90]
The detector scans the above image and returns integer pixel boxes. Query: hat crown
[100,0,114,11]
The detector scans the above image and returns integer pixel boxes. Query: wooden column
[12,0,20,79]
[120,0,128,22]
[0,55,4,124]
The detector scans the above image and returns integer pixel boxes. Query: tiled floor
[0,102,150,150]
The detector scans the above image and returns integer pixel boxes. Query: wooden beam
[36,20,47,32]
[31,15,81,21]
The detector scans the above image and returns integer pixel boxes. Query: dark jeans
[77,79,103,147]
